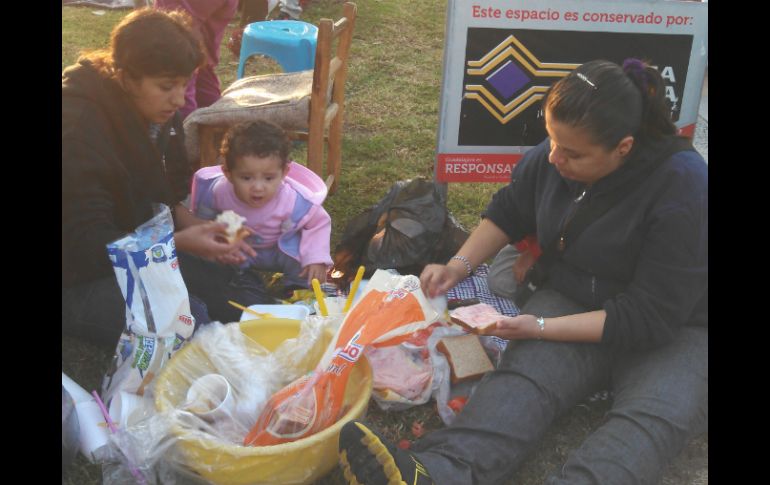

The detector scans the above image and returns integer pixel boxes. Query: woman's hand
[420,263,467,298]
[482,314,542,340]
[175,221,256,263]
[300,263,328,285]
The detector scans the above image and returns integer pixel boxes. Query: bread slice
[449,302,504,334]
[215,210,249,243]
[436,334,494,384]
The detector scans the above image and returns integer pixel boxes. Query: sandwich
[449,302,505,334]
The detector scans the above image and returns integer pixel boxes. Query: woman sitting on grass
[62,8,267,347]
[339,59,708,485]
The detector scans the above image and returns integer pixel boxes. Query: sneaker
[339,421,434,485]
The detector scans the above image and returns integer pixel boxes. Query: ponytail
[621,58,677,139]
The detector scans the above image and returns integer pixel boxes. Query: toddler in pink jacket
[190,120,333,288]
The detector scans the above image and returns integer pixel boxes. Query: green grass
[62,2,706,484]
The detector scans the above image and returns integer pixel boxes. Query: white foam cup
[185,374,234,422]
[109,391,151,429]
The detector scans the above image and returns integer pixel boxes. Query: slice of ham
[449,303,505,333]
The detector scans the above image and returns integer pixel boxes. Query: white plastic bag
[101,204,195,405]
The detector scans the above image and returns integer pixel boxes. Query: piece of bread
[215,210,249,243]
[449,302,505,333]
[436,334,494,384]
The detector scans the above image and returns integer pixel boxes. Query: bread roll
[215,210,249,244]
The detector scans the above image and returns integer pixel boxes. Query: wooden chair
[195,2,357,195]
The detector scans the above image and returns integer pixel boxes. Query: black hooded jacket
[484,136,708,354]
[62,60,192,287]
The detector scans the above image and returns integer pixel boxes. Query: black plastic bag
[333,178,469,282]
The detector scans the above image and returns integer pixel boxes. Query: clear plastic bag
[366,324,439,411]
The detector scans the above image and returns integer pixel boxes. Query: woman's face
[544,109,633,185]
[120,73,189,124]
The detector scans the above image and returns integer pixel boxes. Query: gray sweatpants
[411,246,708,485]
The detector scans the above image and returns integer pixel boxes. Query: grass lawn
[62,1,707,483]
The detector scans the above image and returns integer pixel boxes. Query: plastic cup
[185,374,234,422]
[109,391,151,429]
[313,296,346,316]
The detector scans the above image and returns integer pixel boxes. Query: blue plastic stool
[237,20,318,79]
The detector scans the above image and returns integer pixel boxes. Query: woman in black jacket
[62,8,265,347]
[339,59,707,485]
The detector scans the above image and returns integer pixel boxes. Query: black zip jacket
[484,137,708,353]
[62,60,192,287]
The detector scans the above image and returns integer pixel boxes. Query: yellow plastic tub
[154,318,373,485]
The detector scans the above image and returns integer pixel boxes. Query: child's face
[224,155,289,209]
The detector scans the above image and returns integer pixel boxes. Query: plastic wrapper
[102,204,195,406]
[245,270,439,446]
[366,324,440,411]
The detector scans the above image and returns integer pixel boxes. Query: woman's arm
[420,218,511,297]
[485,311,606,342]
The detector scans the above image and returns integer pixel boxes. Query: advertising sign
[436,0,708,183]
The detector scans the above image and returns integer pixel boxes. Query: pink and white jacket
[189,162,333,267]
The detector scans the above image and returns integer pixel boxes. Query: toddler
[190,120,333,288]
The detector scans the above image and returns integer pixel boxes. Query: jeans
[411,287,708,485]
[62,252,272,347]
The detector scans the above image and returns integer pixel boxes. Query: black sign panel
[458,29,693,147]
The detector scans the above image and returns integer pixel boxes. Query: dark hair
[543,59,677,149]
[221,120,291,170]
[78,7,205,80]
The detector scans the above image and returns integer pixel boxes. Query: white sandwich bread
[436,334,494,384]
[215,210,250,244]
[449,302,506,333]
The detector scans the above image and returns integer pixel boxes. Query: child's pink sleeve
[298,206,334,267]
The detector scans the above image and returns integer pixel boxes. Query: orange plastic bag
[243,270,438,446]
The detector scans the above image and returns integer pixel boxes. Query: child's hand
[300,264,328,285]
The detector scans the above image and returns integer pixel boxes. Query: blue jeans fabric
[62,252,273,347]
[411,289,708,485]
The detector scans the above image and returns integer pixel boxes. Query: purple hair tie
[623,58,649,93]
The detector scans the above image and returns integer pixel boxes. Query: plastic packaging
[149,317,372,485]
[244,270,439,445]
[102,204,195,406]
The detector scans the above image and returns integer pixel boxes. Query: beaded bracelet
[450,255,473,277]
